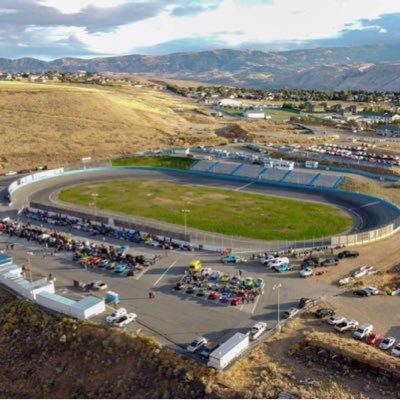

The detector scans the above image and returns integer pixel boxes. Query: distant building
[244,110,269,119]
[356,111,400,124]
[376,124,400,137]
[218,99,243,108]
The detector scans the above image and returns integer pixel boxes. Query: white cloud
[38,0,128,14]
[69,0,400,55]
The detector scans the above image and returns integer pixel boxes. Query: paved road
[8,169,400,252]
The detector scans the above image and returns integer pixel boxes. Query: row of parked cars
[105,307,137,328]
[318,309,400,356]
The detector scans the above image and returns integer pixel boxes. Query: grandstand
[191,160,217,172]
[260,168,289,182]
[313,174,343,188]
[189,161,344,189]
[211,161,240,175]
[282,171,317,185]
[233,164,265,178]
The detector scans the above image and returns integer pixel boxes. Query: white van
[267,257,290,268]
[353,323,373,340]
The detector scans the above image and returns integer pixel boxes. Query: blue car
[274,264,293,272]
[221,254,244,264]
[114,264,129,274]
[209,271,220,281]
[115,245,129,255]
[97,259,110,268]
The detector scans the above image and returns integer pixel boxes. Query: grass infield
[59,179,352,240]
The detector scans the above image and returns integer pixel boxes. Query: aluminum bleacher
[233,164,264,178]
[191,160,217,172]
[282,171,317,185]
[313,174,343,188]
[211,161,239,175]
[260,168,289,182]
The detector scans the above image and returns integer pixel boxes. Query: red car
[230,296,242,306]
[208,291,218,300]
[365,332,383,345]
[89,256,102,265]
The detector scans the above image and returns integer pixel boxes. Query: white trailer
[208,332,249,370]
[305,160,319,169]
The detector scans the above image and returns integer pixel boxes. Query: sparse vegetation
[112,155,195,169]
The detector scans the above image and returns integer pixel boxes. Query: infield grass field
[59,179,352,240]
[112,156,195,169]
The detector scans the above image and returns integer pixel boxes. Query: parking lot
[0,217,343,348]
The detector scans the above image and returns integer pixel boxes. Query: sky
[1,0,400,59]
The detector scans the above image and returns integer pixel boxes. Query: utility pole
[181,209,190,240]
[272,283,282,327]
[27,251,34,299]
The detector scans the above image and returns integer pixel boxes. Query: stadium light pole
[272,283,282,327]
[91,192,99,220]
[181,209,190,240]
[27,251,34,299]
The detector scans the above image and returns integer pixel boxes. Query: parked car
[299,267,313,278]
[186,286,195,294]
[338,250,359,259]
[85,280,108,291]
[197,287,207,296]
[259,255,277,265]
[230,276,241,286]
[274,264,293,272]
[268,257,290,268]
[112,312,137,327]
[243,276,255,289]
[353,323,373,339]
[353,287,379,297]
[338,276,355,286]
[114,264,129,274]
[335,319,359,332]
[328,315,347,325]
[390,343,400,357]
[186,336,207,353]
[365,332,383,345]
[175,281,186,290]
[105,308,127,324]
[249,322,268,340]
[189,260,202,273]
[220,273,231,282]
[299,297,318,309]
[230,296,242,306]
[200,341,219,359]
[221,254,246,264]
[320,257,339,267]
[283,307,299,319]
[254,278,265,289]
[379,336,396,350]
[352,266,374,278]
[301,257,320,268]
[209,271,221,281]
[208,290,219,300]
[315,308,335,318]
[97,259,110,268]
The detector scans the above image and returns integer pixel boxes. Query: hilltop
[2,43,400,89]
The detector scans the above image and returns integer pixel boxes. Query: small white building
[244,110,271,119]
[218,99,243,108]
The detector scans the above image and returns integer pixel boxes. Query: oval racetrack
[9,168,400,248]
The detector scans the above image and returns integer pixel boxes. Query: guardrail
[7,166,400,252]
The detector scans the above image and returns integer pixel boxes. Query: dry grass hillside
[0,81,223,171]
[0,81,301,172]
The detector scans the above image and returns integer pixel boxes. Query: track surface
[10,168,400,238]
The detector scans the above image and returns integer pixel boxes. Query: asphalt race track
[9,168,400,241]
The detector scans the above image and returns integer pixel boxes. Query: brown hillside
[0,82,224,171]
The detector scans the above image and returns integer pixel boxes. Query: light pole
[181,209,190,240]
[27,251,34,299]
[272,283,282,327]
[91,192,98,220]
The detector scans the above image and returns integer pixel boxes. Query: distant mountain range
[2,43,400,90]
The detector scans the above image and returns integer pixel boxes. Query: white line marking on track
[235,182,253,191]
[352,201,380,210]
[251,295,261,314]
[153,260,177,287]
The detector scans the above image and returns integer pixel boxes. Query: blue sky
[1,0,400,59]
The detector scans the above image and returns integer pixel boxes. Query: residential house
[356,111,400,124]
[376,124,400,137]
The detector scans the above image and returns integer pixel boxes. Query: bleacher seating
[211,162,239,175]
[233,164,264,178]
[313,174,343,188]
[282,171,317,185]
[260,168,289,182]
[191,160,217,171]
[189,162,344,189]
